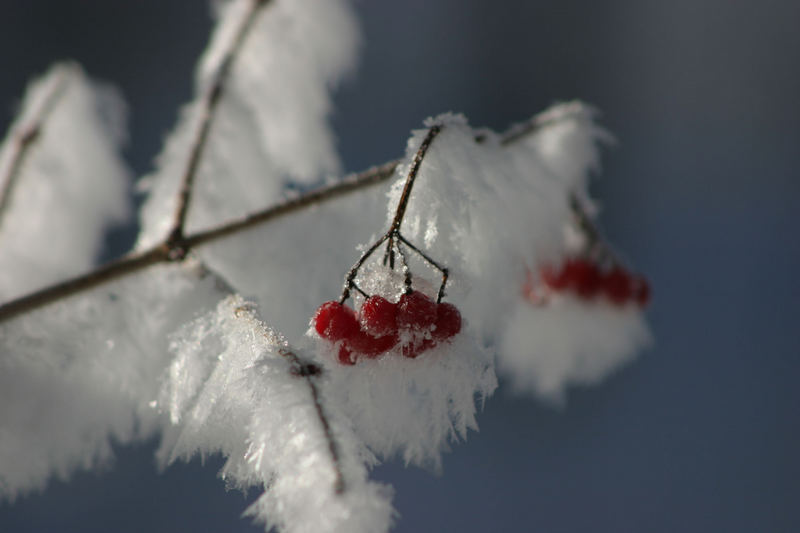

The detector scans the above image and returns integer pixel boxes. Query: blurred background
[1,0,798,531]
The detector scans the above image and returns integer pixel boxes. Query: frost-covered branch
[158,296,394,533]
[0,67,70,225]
[276,345,345,494]
[0,62,131,303]
[0,160,393,323]
[168,0,272,246]
[0,105,588,324]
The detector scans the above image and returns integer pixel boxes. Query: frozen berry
[349,330,399,358]
[360,295,398,337]
[433,302,461,340]
[337,344,356,365]
[565,259,600,298]
[401,337,435,359]
[601,266,633,305]
[313,301,358,341]
[540,263,570,290]
[397,291,437,331]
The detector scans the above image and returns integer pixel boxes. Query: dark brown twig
[340,125,445,303]
[167,0,271,246]
[0,66,72,228]
[0,163,394,323]
[278,347,345,494]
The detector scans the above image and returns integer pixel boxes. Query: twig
[185,160,397,249]
[0,163,394,323]
[278,347,345,494]
[167,0,272,245]
[0,246,168,321]
[0,66,72,228]
[340,125,444,303]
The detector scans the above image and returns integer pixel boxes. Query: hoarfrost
[499,296,652,403]
[136,0,359,247]
[157,296,395,533]
[0,262,231,500]
[0,63,131,300]
[319,333,497,469]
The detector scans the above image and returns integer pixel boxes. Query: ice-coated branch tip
[0,65,72,229]
[167,0,273,245]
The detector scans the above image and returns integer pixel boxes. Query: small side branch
[0,67,71,228]
[340,125,444,303]
[167,0,272,245]
[388,125,441,234]
[278,347,345,494]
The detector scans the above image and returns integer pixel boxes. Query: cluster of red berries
[313,292,462,365]
[537,257,650,307]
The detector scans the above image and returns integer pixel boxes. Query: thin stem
[339,234,389,303]
[278,347,345,494]
[396,234,449,302]
[0,66,71,228]
[167,0,271,245]
[340,125,442,303]
[388,125,441,234]
[186,161,397,249]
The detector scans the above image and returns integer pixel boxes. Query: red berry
[401,337,435,359]
[360,295,398,337]
[396,291,437,331]
[337,344,356,365]
[540,263,570,290]
[632,276,651,307]
[564,258,600,299]
[601,266,633,305]
[433,302,461,340]
[349,330,399,358]
[313,301,358,341]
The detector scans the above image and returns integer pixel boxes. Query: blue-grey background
[1,0,798,531]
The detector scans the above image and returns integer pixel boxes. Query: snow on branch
[0,63,131,301]
[156,296,395,533]
[137,0,359,249]
[0,105,587,326]
[0,260,232,500]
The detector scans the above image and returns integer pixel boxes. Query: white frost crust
[520,101,611,201]
[136,0,359,248]
[0,262,231,500]
[317,333,497,469]
[157,296,395,533]
[196,179,385,342]
[0,62,131,301]
[499,296,652,403]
